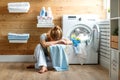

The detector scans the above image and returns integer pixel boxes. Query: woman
[27,25,72,73]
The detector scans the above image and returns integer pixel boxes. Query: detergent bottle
[47,7,53,18]
[40,7,46,17]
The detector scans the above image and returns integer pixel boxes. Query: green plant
[113,27,118,35]
[108,8,110,13]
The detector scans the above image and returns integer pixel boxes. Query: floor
[0,63,109,80]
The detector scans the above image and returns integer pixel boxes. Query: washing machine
[62,15,100,64]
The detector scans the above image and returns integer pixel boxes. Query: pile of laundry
[8,33,30,43]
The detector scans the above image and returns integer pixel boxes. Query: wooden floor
[0,63,109,80]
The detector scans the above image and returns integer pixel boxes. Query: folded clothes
[8,33,29,36]
[8,33,30,40]
[8,36,29,40]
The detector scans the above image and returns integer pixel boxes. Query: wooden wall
[0,0,105,55]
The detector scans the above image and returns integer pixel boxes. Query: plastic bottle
[47,7,53,18]
[39,7,46,17]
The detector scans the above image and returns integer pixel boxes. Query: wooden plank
[111,36,118,42]
[0,43,27,50]
[0,50,34,55]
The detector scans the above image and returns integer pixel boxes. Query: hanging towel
[49,44,69,71]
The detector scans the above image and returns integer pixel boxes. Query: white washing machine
[62,15,100,64]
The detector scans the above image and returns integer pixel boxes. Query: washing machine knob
[79,18,81,21]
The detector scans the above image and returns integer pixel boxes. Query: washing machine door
[92,24,100,52]
[70,24,92,45]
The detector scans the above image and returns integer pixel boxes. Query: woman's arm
[41,38,72,48]
[40,40,58,47]
[40,33,72,47]
[62,38,72,45]
[40,39,71,47]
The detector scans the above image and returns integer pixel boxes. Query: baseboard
[0,55,34,62]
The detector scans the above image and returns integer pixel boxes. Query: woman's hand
[57,39,67,44]
[57,38,72,45]
[61,38,72,45]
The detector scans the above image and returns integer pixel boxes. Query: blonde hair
[50,25,62,41]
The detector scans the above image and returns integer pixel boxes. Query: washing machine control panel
[68,16,76,18]
[79,18,81,21]
[66,15,97,22]
[68,16,82,21]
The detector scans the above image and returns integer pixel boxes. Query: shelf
[110,0,120,80]
[110,20,118,35]
[37,23,54,28]
[110,17,120,20]
[37,16,54,28]
[9,40,28,43]
[111,42,118,49]
[111,36,118,42]
[110,36,118,49]
[110,20,118,49]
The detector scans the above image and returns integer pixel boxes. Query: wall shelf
[110,0,120,80]
[37,23,54,28]
[9,40,28,43]
[37,16,54,28]
[110,17,120,20]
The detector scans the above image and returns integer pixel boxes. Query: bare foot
[38,66,48,73]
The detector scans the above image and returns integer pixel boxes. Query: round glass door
[70,24,92,46]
